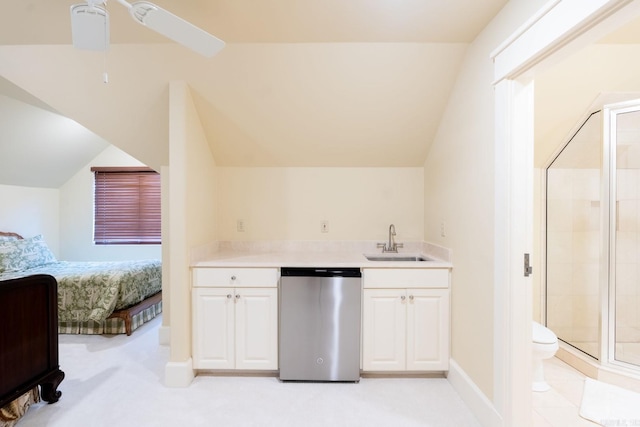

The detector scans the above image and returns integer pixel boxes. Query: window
[92,167,161,245]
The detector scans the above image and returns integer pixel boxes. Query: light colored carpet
[580,377,640,426]
[19,316,481,427]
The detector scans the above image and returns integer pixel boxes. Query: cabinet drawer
[193,268,279,288]
[363,268,449,289]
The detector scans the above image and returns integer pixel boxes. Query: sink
[365,254,433,262]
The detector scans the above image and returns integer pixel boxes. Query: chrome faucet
[388,223,396,251]
[377,223,404,253]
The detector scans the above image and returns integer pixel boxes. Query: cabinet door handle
[400,295,406,301]
[226,294,232,299]
[231,275,237,281]
[235,294,241,299]
[409,295,414,300]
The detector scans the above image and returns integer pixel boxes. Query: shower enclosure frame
[544,97,640,380]
[603,98,640,375]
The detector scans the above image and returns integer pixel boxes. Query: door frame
[491,1,640,425]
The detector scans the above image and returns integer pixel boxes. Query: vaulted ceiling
[0,0,509,188]
[1,1,639,188]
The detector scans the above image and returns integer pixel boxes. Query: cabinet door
[362,289,406,371]
[192,288,235,369]
[235,287,278,370]
[406,288,450,371]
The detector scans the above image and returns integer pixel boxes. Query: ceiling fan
[70,0,225,58]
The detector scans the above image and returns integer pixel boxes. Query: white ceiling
[1,0,639,188]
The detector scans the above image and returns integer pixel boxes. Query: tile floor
[532,357,599,426]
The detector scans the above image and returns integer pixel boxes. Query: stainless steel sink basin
[365,254,432,262]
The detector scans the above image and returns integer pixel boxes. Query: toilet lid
[532,321,557,344]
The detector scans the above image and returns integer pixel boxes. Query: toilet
[532,321,559,392]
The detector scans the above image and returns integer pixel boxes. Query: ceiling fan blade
[127,1,225,58]
[70,4,110,51]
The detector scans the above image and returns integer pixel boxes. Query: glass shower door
[546,111,602,360]
[610,103,640,368]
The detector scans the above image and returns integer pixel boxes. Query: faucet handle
[395,243,404,249]
[376,242,387,252]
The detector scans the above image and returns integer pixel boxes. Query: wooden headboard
[0,231,24,239]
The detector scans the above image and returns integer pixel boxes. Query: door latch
[524,253,533,277]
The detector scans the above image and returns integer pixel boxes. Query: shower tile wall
[547,167,600,356]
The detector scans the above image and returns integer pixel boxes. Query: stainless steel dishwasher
[279,267,362,382]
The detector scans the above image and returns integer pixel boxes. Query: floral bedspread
[0,260,161,323]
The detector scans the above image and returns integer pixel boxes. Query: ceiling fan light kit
[70,4,110,51]
[70,0,225,57]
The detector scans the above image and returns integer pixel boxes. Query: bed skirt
[58,299,162,335]
[0,388,40,427]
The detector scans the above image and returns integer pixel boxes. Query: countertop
[192,250,452,269]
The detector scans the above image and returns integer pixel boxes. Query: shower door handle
[524,253,533,277]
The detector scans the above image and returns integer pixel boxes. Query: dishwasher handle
[281,267,361,278]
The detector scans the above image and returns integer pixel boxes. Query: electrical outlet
[440,221,446,237]
[321,220,329,233]
[237,220,245,232]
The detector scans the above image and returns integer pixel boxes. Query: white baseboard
[165,358,194,387]
[158,325,170,346]
[447,359,502,427]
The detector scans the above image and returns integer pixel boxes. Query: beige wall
[217,167,423,242]
[185,105,218,250]
[423,0,548,401]
[59,145,162,261]
[167,81,218,365]
[0,184,59,254]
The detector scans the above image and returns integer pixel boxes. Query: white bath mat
[579,377,640,426]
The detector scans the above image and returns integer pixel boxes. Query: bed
[0,232,162,336]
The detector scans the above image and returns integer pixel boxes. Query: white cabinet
[362,288,406,371]
[192,268,279,370]
[193,287,235,369]
[362,268,450,372]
